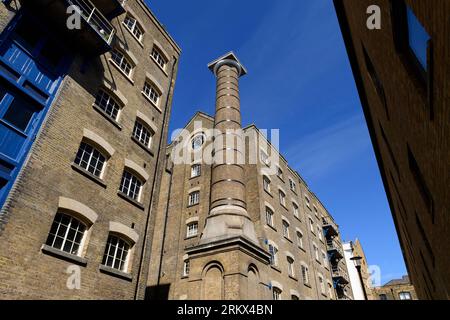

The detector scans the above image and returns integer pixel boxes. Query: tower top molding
[207,51,248,77]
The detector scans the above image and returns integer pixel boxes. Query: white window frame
[74,142,107,179]
[133,120,154,148]
[293,203,299,218]
[265,206,274,227]
[269,244,279,267]
[188,191,200,206]
[289,178,296,192]
[46,212,87,256]
[123,15,144,42]
[296,231,303,249]
[301,264,309,285]
[143,81,161,106]
[263,176,271,193]
[279,190,286,207]
[282,220,290,239]
[151,46,168,71]
[272,287,282,300]
[183,259,190,277]
[186,222,198,238]
[287,257,295,278]
[110,48,133,78]
[120,171,143,202]
[102,234,131,272]
[191,164,201,178]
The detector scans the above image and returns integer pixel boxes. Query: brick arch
[202,261,224,300]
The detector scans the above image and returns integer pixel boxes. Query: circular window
[191,134,205,150]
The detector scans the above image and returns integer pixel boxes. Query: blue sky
[146,0,406,284]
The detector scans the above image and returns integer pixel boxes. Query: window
[94,89,121,121]
[313,244,320,262]
[296,231,303,248]
[191,164,201,178]
[379,294,388,300]
[279,190,286,207]
[287,257,295,277]
[301,265,309,285]
[124,15,143,41]
[318,226,323,241]
[133,120,153,148]
[102,234,130,272]
[328,283,333,298]
[191,134,205,150]
[318,275,325,294]
[263,176,271,193]
[309,218,314,233]
[289,179,296,192]
[313,206,319,218]
[120,171,143,201]
[188,191,200,206]
[143,82,161,106]
[406,6,430,71]
[46,213,87,256]
[282,220,290,239]
[183,260,190,277]
[272,287,282,300]
[322,251,328,267]
[305,196,311,209]
[74,142,106,178]
[260,150,269,165]
[110,49,133,77]
[268,244,278,267]
[399,291,412,300]
[186,222,198,238]
[265,207,274,227]
[291,295,299,300]
[293,203,299,218]
[151,46,168,70]
[276,166,283,180]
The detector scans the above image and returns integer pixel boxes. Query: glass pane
[407,6,430,70]
[2,96,37,131]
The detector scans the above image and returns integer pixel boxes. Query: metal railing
[326,240,343,256]
[68,0,115,45]
[331,267,348,281]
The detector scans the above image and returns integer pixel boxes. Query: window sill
[284,236,293,243]
[265,224,277,232]
[303,283,312,289]
[187,203,199,209]
[270,266,282,274]
[99,265,133,281]
[117,191,145,210]
[41,245,87,267]
[298,246,306,253]
[109,59,135,85]
[131,135,155,157]
[92,104,123,130]
[294,215,302,223]
[141,91,162,113]
[181,275,189,280]
[289,275,298,282]
[189,175,201,180]
[150,55,169,77]
[280,204,288,211]
[71,163,107,188]
[122,23,144,48]
[264,189,273,198]
[277,176,284,183]
[185,235,198,240]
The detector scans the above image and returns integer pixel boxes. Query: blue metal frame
[0,10,72,209]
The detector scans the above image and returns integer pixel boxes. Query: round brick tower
[200,52,259,244]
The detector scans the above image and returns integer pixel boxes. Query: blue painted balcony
[19,0,116,54]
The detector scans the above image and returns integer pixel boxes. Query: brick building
[334,0,449,299]
[146,52,353,300]
[0,0,180,299]
[373,276,417,300]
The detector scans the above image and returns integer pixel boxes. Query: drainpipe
[133,55,178,300]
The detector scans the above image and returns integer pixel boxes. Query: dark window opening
[363,46,389,120]
[407,145,434,222]
[379,122,400,181]
[415,212,435,268]
[12,18,42,52]
[2,95,38,131]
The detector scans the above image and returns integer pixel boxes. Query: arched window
[133,120,154,148]
[282,220,290,239]
[74,142,107,178]
[268,243,278,267]
[191,134,205,150]
[110,48,133,77]
[272,287,282,300]
[45,212,87,256]
[263,176,271,193]
[94,89,122,121]
[265,206,274,227]
[287,256,295,277]
[186,222,198,238]
[101,234,131,272]
[120,170,143,201]
[123,15,144,42]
